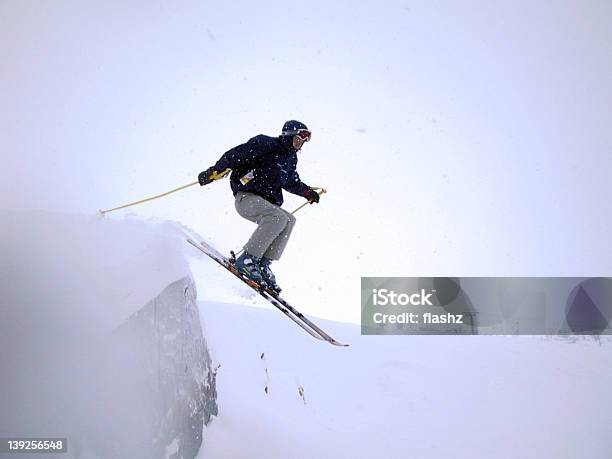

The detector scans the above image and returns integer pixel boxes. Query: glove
[198,167,230,186]
[198,167,214,186]
[303,188,320,204]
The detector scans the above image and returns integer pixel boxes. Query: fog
[2,0,611,323]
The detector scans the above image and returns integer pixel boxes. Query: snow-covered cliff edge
[0,210,217,458]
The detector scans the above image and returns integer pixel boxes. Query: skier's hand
[198,168,214,186]
[304,188,320,204]
[199,167,230,186]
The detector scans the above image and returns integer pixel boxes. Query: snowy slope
[196,299,612,459]
[3,209,610,458]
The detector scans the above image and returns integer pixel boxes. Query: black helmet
[281,120,311,142]
[282,120,308,135]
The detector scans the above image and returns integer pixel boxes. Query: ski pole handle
[291,187,326,214]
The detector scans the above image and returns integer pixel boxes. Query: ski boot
[233,251,267,288]
[260,257,281,294]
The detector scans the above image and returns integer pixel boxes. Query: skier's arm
[199,137,264,186]
[283,169,318,202]
[214,138,264,171]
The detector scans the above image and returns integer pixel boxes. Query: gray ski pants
[234,191,296,260]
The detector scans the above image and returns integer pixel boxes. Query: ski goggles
[283,128,311,141]
[294,129,312,142]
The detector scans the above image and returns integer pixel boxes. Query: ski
[187,238,327,342]
[186,238,348,346]
[264,288,348,347]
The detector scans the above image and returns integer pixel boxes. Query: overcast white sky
[2,0,611,323]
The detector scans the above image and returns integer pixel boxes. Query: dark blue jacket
[212,134,310,206]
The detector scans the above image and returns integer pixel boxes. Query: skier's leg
[234,192,291,259]
[263,208,296,261]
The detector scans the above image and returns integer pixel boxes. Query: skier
[198,120,320,293]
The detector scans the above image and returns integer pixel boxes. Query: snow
[1,210,216,458]
[195,299,612,458]
[1,210,191,335]
[3,1,612,457]
[2,209,611,458]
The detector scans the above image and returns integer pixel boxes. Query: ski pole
[231,187,326,261]
[99,180,199,216]
[289,187,327,215]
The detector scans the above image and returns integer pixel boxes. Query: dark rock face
[89,276,218,459]
[1,274,217,459]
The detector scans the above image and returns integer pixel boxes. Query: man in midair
[198,120,320,293]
